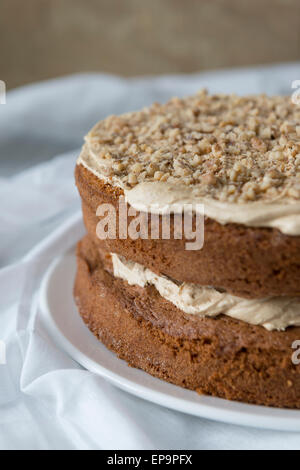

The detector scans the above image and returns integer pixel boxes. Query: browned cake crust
[75,164,300,299]
[74,235,300,408]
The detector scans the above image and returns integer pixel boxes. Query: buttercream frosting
[78,146,300,235]
[111,253,300,331]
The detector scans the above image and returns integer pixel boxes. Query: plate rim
[39,249,300,432]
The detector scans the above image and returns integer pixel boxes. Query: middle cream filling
[111,253,300,332]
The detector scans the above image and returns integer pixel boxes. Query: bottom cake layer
[74,236,300,408]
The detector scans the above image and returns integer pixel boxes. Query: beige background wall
[1,0,299,89]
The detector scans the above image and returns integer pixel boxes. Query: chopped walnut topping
[84,90,300,203]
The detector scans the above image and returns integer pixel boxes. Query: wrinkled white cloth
[1,65,300,450]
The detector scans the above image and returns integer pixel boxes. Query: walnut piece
[85,90,300,203]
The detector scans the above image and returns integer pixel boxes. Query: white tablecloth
[1,64,300,450]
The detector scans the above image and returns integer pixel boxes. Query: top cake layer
[82,90,300,203]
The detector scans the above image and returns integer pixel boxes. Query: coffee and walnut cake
[75,91,300,408]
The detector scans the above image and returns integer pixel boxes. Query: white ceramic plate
[39,249,300,432]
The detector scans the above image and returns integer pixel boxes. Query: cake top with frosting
[82,90,300,203]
